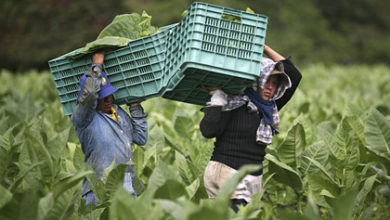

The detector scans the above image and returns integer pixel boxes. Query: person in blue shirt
[71,52,148,205]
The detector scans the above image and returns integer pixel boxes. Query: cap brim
[271,70,284,75]
[98,86,118,100]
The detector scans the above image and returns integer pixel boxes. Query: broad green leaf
[104,163,128,199]
[353,175,377,215]
[267,182,298,206]
[190,137,213,175]
[25,130,54,182]
[154,199,186,220]
[317,125,341,159]
[342,142,360,170]
[44,188,79,220]
[0,116,10,134]
[47,127,70,163]
[102,158,117,183]
[68,37,132,58]
[175,150,195,184]
[80,208,105,220]
[0,185,12,209]
[147,125,165,153]
[53,170,94,199]
[163,133,185,155]
[246,8,255,13]
[133,145,145,177]
[143,145,157,170]
[110,188,139,220]
[369,165,390,181]
[86,173,106,205]
[66,12,158,58]
[345,115,366,145]
[326,189,358,220]
[188,199,229,220]
[190,182,209,203]
[379,185,390,196]
[345,103,365,119]
[38,193,53,220]
[320,189,336,198]
[132,176,145,196]
[185,178,200,199]
[302,156,339,185]
[0,126,19,181]
[142,160,180,200]
[300,141,328,174]
[111,188,164,220]
[279,211,311,220]
[333,118,352,160]
[0,190,40,220]
[174,116,194,138]
[277,123,306,166]
[216,164,261,200]
[154,179,188,200]
[357,203,376,220]
[301,191,321,220]
[265,154,302,191]
[308,174,340,205]
[98,12,157,40]
[9,161,44,192]
[364,108,390,161]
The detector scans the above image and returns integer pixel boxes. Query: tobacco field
[0,64,390,219]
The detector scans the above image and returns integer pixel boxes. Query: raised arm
[263,44,285,62]
[70,53,105,129]
[263,45,302,110]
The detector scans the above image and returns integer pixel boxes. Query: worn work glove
[78,64,102,105]
[90,63,103,78]
[129,104,148,118]
[207,89,227,106]
[78,77,100,105]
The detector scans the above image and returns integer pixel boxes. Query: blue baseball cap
[76,72,118,103]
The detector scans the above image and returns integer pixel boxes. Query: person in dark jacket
[199,45,302,212]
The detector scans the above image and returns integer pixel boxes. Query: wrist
[91,63,103,77]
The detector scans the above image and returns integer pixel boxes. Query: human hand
[91,52,105,77]
[198,86,221,94]
[207,89,227,106]
[127,101,142,108]
[262,44,284,62]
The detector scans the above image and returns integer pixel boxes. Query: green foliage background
[1,0,390,219]
[1,64,390,219]
[1,0,390,71]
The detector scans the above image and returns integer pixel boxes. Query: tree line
[1,0,389,71]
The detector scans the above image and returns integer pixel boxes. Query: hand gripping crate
[48,25,174,116]
[162,2,268,105]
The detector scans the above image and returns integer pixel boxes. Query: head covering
[215,57,292,145]
[76,72,118,103]
[256,57,292,100]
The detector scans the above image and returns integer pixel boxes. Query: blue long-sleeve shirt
[70,75,148,195]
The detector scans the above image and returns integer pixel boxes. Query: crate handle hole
[221,13,241,23]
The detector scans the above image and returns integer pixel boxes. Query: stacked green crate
[48,25,174,116]
[162,2,268,105]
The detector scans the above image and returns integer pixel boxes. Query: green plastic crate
[48,25,174,116]
[162,2,268,105]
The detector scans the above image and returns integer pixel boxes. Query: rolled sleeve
[71,76,100,129]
